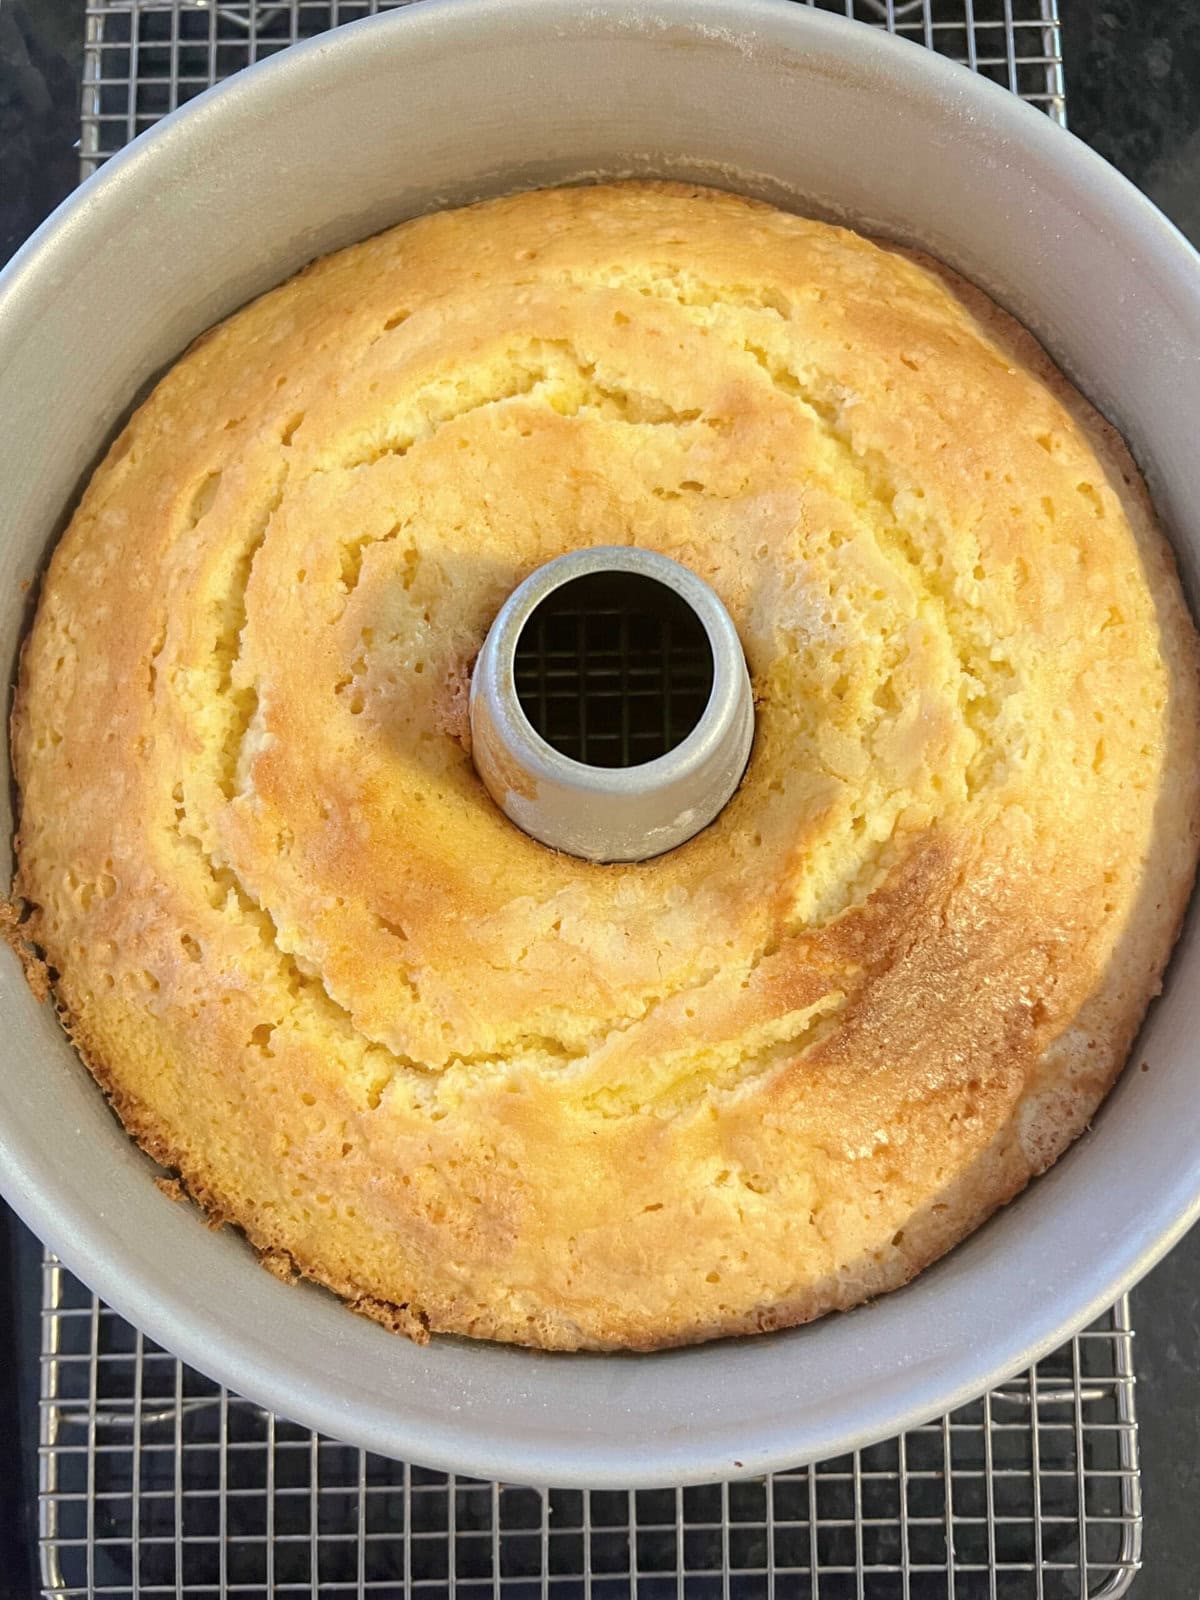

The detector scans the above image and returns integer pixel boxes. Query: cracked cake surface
[11,182,1200,1349]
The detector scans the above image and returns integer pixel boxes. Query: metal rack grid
[40,1254,1141,1598]
[78,0,1065,179]
[45,2,1138,1597]
[512,573,716,768]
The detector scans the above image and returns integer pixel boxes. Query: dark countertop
[1063,0,1200,249]
[1057,11,1200,1593]
[2,2,1199,1596]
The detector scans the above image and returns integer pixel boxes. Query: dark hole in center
[513,569,715,769]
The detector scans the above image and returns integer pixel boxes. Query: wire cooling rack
[78,0,1066,179]
[40,1255,1141,1598]
[512,572,717,768]
[44,2,1140,1596]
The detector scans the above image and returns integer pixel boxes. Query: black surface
[0,1207,40,1600]
[0,0,80,265]
[1061,0,1200,250]
[1058,14,1200,1593]
[2,0,1200,1594]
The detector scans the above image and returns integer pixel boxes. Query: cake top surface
[14,182,1200,1349]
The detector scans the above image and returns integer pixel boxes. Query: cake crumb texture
[12,183,1200,1349]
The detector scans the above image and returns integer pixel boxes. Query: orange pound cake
[11,184,1200,1349]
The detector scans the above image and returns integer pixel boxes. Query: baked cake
[11,184,1200,1349]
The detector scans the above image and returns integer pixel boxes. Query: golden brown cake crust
[12,183,1200,1349]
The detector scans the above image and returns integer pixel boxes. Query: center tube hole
[512,569,715,769]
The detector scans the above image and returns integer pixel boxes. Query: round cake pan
[1,0,1199,1489]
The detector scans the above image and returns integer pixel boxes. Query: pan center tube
[469,547,754,863]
